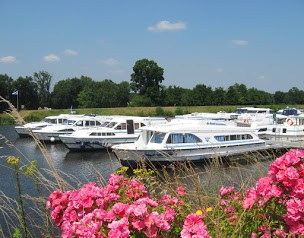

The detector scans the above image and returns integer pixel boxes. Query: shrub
[47,149,304,237]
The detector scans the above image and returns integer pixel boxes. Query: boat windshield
[101,121,111,127]
[150,131,166,143]
[63,119,77,125]
[105,121,118,128]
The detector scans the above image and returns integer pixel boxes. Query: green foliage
[13,76,39,110]
[33,71,52,108]
[128,94,152,107]
[155,107,165,116]
[0,116,15,124]
[78,80,130,108]
[51,76,94,109]
[174,107,184,115]
[24,114,41,122]
[0,74,14,112]
[13,228,22,238]
[130,59,165,106]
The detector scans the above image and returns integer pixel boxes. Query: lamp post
[12,90,19,111]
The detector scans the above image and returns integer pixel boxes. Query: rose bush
[47,149,304,237]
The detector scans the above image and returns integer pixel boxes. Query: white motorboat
[14,114,77,137]
[59,116,168,151]
[112,120,267,166]
[32,115,112,142]
[265,114,304,142]
[235,113,275,139]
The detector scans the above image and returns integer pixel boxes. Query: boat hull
[113,141,267,167]
[60,136,139,151]
[33,131,73,142]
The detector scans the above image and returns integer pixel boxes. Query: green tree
[274,91,287,104]
[225,85,239,105]
[78,80,130,108]
[191,84,213,106]
[164,86,189,106]
[51,76,93,109]
[116,81,131,107]
[33,71,52,108]
[0,74,14,112]
[130,59,164,106]
[213,87,226,105]
[287,87,304,104]
[12,76,39,110]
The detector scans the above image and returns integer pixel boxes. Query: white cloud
[148,20,186,32]
[256,75,265,80]
[43,54,60,62]
[64,49,78,56]
[101,58,120,66]
[216,68,224,73]
[0,56,17,63]
[231,40,249,46]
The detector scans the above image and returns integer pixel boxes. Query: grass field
[1,104,303,124]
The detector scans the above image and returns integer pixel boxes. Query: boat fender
[286,118,294,126]
[50,137,55,142]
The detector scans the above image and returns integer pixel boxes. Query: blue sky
[1,0,303,93]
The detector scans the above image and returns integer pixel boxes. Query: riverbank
[2,104,302,124]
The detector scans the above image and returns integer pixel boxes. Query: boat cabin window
[115,123,127,130]
[76,121,83,126]
[272,128,277,133]
[60,129,75,132]
[101,121,111,127]
[58,119,66,124]
[65,120,76,125]
[215,134,253,141]
[258,128,267,132]
[283,128,287,133]
[106,122,117,128]
[90,132,115,136]
[150,132,166,143]
[45,118,58,124]
[166,133,202,144]
[135,123,145,129]
[85,121,99,126]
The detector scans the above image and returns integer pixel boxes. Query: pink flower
[273,228,287,237]
[112,202,129,218]
[243,188,257,209]
[285,198,303,223]
[181,214,211,238]
[177,186,186,196]
[107,217,130,238]
[228,215,237,222]
[219,187,235,199]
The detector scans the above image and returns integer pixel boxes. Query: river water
[0,125,283,236]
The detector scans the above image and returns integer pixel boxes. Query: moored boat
[265,114,304,142]
[14,114,77,137]
[112,120,267,167]
[59,116,168,151]
[32,115,112,142]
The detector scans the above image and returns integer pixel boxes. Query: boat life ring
[244,119,249,123]
[286,118,294,126]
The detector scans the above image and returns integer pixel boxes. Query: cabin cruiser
[59,116,168,151]
[265,114,304,142]
[112,120,266,166]
[175,111,238,121]
[14,114,77,137]
[32,115,112,142]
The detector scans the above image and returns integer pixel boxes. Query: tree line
[1,58,304,113]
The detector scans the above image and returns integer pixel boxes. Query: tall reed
[0,95,286,237]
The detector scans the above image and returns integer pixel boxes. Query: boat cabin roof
[140,121,254,134]
[234,107,273,114]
